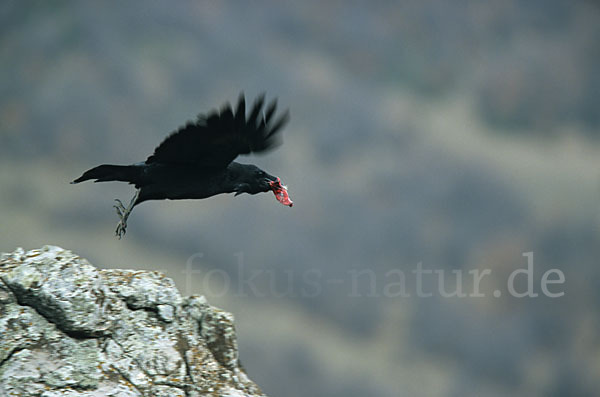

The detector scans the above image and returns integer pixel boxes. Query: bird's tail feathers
[71,164,141,185]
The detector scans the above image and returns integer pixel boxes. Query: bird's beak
[268,177,293,207]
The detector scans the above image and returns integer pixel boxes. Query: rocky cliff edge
[0,245,266,397]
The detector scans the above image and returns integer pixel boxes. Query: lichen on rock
[0,246,266,397]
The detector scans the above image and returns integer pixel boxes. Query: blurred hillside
[1,1,600,396]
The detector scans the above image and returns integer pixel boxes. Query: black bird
[72,94,293,239]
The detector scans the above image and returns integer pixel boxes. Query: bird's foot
[113,199,126,217]
[115,219,127,239]
[112,190,140,239]
[113,199,129,239]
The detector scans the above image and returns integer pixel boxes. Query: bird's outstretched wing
[146,94,289,168]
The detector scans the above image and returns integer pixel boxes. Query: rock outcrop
[0,246,266,397]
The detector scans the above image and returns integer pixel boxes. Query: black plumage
[72,94,292,238]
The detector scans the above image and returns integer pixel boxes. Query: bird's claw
[113,198,131,239]
[113,199,126,216]
[111,190,140,239]
[115,220,127,239]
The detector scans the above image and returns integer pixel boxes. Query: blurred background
[1,1,600,396]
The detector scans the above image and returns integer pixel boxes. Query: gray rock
[0,246,267,397]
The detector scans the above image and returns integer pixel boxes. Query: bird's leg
[113,189,140,239]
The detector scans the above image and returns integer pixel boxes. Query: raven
[72,94,293,239]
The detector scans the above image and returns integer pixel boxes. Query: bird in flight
[72,94,293,239]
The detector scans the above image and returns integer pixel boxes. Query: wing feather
[146,94,289,168]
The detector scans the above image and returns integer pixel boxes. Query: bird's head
[234,164,293,207]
